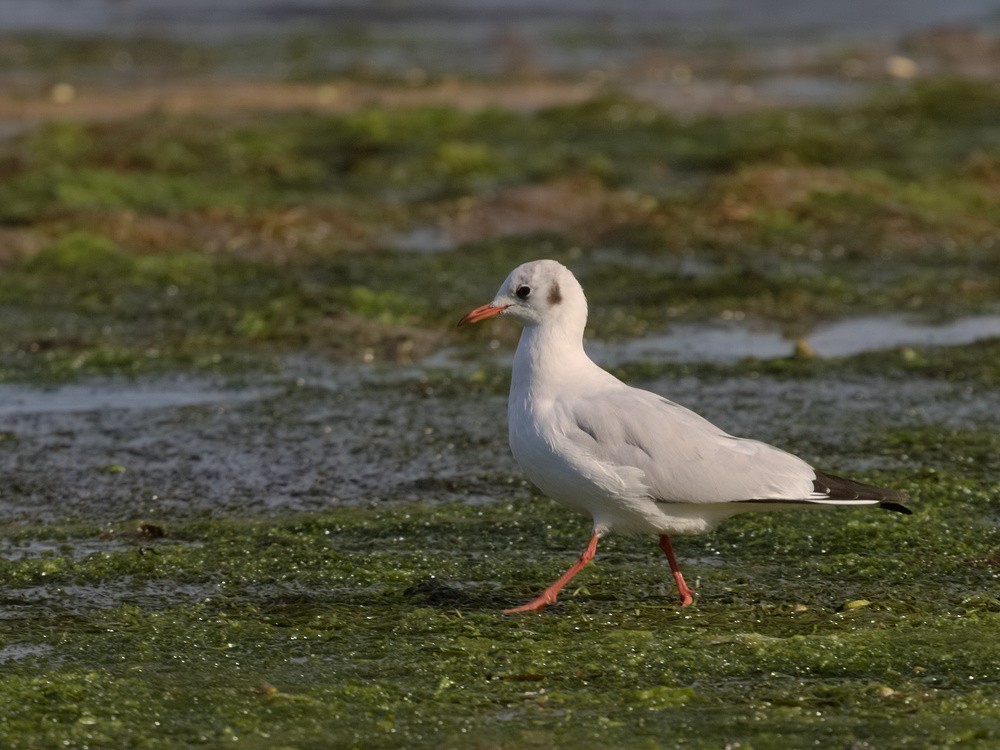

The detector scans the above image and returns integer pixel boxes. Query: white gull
[460,259,911,613]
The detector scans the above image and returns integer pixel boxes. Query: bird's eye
[516,285,531,299]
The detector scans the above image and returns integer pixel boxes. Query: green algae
[0,365,996,748]
[1,231,998,381]
[876,426,1000,481]
[1,476,998,749]
[0,81,998,378]
[7,82,1000,218]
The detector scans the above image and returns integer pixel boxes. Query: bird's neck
[511,322,592,398]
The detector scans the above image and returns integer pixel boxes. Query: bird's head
[458,259,587,330]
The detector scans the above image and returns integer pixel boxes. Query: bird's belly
[509,422,599,516]
[509,408,736,536]
[509,410,670,533]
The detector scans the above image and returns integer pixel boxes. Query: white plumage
[460,259,910,612]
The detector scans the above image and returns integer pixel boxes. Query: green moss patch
[1,480,998,749]
[0,81,997,378]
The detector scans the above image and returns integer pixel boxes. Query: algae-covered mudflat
[1,8,1000,748]
[1,366,999,749]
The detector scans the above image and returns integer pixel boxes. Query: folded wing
[562,385,908,512]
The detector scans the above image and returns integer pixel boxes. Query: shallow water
[0,643,51,663]
[589,313,1000,364]
[0,582,219,620]
[0,538,130,561]
[807,314,1000,357]
[0,379,277,417]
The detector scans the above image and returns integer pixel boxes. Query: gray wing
[560,385,817,504]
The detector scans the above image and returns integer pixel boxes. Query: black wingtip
[879,501,913,515]
[813,470,910,503]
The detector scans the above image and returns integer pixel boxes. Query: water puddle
[0,378,278,417]
[806,314,1000,358]
[0,538,130,561]
[0,583,220,619]
[0,643,52,663]
[0,535,198,561]
[589,313,1000,365]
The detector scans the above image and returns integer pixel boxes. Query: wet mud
[1,351,997,526]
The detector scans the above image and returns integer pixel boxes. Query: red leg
[504,531,600,613]
[658,535,694,607]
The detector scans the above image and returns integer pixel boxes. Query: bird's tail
[737,470,912,515]
[810,470,912,515]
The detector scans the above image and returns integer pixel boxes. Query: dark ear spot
[548,282,562,305]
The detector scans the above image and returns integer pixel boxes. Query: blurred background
[2,0,1000,373]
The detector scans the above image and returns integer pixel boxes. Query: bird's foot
[503,592,556,614]
[678,589,694,607]
[504,532,600,613]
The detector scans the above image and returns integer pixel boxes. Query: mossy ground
[1,480,998,749]
[1,27,999,750]
[1,80,999,380]
[1,362,998,749]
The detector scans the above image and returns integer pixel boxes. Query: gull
[459,259,911,613]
